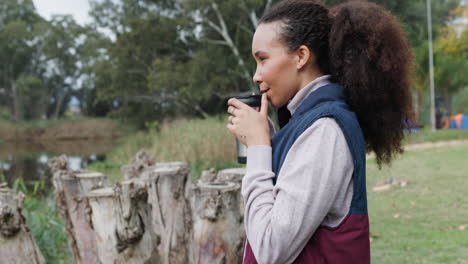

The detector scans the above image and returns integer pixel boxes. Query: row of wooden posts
[0,151,247,264]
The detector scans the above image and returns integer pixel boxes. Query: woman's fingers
[227,106,242,116]
[226,121,240,137]
[226,96,270,146]
[228,115,241,125]
[226,122,235,133]
[227,98,248,110]
[260,93,269,117]
[227,106,236,115]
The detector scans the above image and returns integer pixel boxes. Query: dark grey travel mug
[232,94,262,164]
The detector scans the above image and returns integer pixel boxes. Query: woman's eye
[259,57,266,61]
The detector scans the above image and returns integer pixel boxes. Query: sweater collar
[287,75,332,116]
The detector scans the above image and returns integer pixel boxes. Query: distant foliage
[0,0,464,127]
[452,86,468,114]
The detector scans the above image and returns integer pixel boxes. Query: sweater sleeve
[242,118,354,264]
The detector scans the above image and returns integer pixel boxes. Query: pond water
[0,139,116,190]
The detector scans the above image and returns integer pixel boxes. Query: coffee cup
[231,94,262,164]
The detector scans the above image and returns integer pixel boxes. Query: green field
[367,145,468,264]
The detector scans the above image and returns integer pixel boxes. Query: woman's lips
[260,88,270,94]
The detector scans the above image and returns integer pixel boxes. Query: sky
[32,0,92,25]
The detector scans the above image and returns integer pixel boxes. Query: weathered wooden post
[216,168,246,219]
[86,181,159,264]
[121,151,155,180]
[49,155,102,264]
[49,151,249,264]
[216,168,246,184]
[141,161,193,264]
[191,179,244,264]
[0,185,45,264]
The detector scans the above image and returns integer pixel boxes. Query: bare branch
[204,39,229,46]
[207,1,255,92]
[249,9,258,29]
[239,24,254,36]
[206,19,223,35]
[211,2,228,38]
[239,2,258,29]
[265,0,273,10]
[178,97,209,119]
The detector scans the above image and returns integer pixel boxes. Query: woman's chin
[270,100,287,109]
[270,101,280,108]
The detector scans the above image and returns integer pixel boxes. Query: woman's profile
[226,0,413,263]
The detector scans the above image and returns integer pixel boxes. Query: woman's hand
[226,93,270,147]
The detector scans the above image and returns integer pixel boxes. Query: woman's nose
[253,70,262,84]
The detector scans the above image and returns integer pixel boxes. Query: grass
[23,193,71,263]
[4,178,71,264]
[0,117,133,142]
[88,116,468,182]
[367,145,468,264]
[87,115,241,182]
[0,119,16,140]
[405,128,468,145]
[6,116,122,130]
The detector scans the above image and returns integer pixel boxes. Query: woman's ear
[296,45,313,70]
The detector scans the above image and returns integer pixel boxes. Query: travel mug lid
[233,94,262,107]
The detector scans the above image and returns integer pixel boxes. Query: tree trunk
[11,80,22,122]
[86,181,160,264]
[414,90,424,125]
[49,156,106,264]
[53,92,64,120]
[191,181,244,264]
[0,186,45,264]
[141,162,193,264]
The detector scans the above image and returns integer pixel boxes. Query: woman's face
[252,22,300,108]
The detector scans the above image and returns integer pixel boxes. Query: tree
[72,24,114,117]
[40,15,84,119]
[0,0,95,121]
[82,0,461,126]
[433,3,468,115]
[0,0,42,121]
[15,76,46,119]
[88,0,194,125]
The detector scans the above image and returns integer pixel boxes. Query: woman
[226,0,412,263]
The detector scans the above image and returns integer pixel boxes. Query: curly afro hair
[260,0,413,166]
